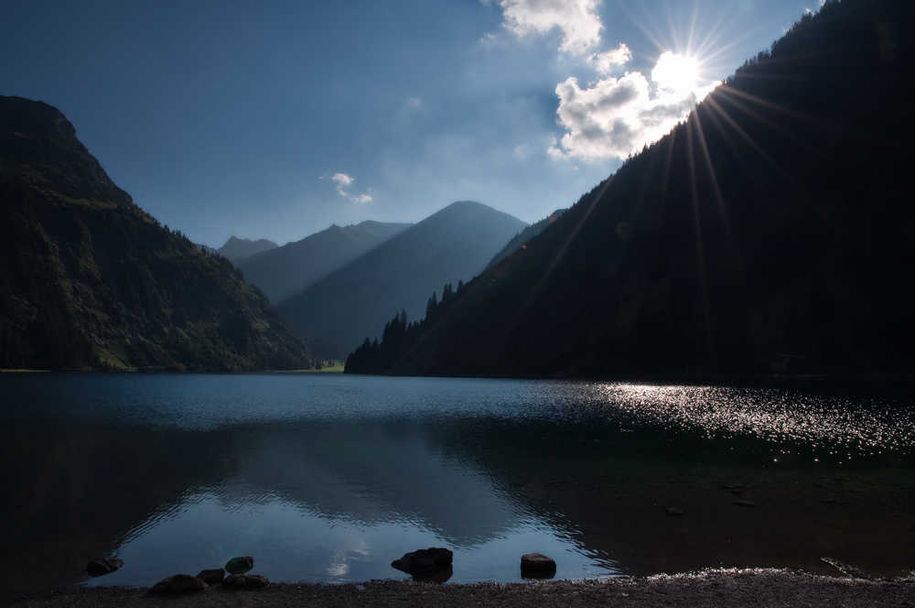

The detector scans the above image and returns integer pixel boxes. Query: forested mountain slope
[278,201,526,358]
[0,96,310,370]
[487,209,565,269]
[347,0,915,378]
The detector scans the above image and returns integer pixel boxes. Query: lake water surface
[1,374,913,596]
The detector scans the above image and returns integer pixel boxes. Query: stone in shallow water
[665,507,685,516]
[223,573,269,590]
[521,553,557,578]
[86,557,123,577]
[391,548,453,576]
[149,574,207,595]
[196,568,225,586]
[225,556,254,574]
[733,499,757,508]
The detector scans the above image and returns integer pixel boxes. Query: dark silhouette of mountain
[487,209,565,269]
[0,96,310,371]
[277,201,526,358]
[217,236,277,262]
[347,0,915,379]
[236,220,411,303]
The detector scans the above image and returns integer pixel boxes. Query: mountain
[217,236,277,262]
[277,201,527,358]
[0,96,310,371]
[487,209,565,269]
[346,0,915,379]
[235,220,411,303]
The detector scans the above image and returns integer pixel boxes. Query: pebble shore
[12,569,915,608]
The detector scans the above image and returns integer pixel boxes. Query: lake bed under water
[1,374,912,596]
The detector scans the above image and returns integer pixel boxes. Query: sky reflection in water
[0,374,912,595]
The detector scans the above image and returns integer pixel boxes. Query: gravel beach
[12,569,915,608]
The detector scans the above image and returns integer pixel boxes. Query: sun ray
[701,95,792,180]
[684,112,717,367]
[713,86,816,153]
[689,104,747,287]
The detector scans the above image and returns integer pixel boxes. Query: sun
[651,51,703,98]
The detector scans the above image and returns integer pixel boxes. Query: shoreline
[3,366,913,391]
[11,569,915,608]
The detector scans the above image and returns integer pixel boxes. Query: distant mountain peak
[233,220,412,304]
[276,201,527,358]
[217,236,278,262]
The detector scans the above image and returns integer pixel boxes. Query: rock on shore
[12,569,915,608]
[520,553,557,578]
[148,574,207,596]
[391,548,453,576]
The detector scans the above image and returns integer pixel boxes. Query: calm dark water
[1,373,913,596]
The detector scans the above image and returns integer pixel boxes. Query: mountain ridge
[218,236,278,262]
[278,200,527,358]
[345,0,915,379]
[487,209,566,269]
[0,96,311,371]
[235,220,411,303]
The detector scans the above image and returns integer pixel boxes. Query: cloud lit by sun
[547,48,720,162]
[488,0,721,161]
[652,52,703,98]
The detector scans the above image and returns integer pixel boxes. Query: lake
[1,373,913,597]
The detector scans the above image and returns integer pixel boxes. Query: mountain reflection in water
[1,374,912,597]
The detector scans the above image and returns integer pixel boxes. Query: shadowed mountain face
[487,209,565,269]
[347,0,915,378]
[217,236,278,263]
[236,221,411,304]
[277,201,526,358]
[0,96,310,370]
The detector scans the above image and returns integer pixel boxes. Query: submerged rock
[225,556,254,574]
[665,507,685,516]
[521,553,557,578]
[86,557,123,577]
[149,574,207,595]
[391,548,453,577]
[733,500,757,508]
[223,573,269,590]
[196,568,225,586]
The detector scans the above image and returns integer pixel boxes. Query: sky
[1,0,821,247]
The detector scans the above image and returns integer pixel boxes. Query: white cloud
[330,172,354,189]
[589,42,631,75]
[487,0,715,162]
[549,57,717,161]
[349,193,373,204]
[326,172,373,204]
[493,0,603,55]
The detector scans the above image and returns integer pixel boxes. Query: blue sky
[1,0,819,247]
